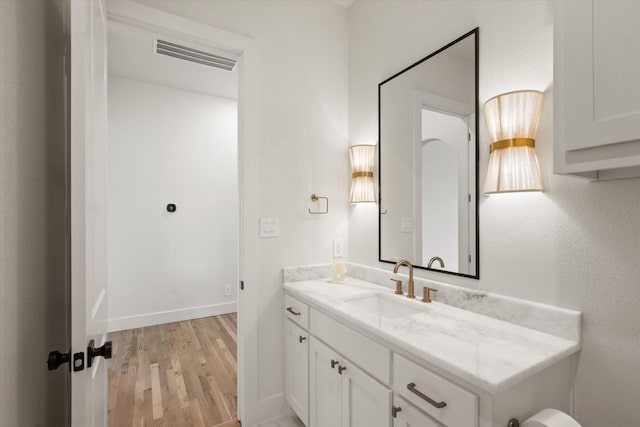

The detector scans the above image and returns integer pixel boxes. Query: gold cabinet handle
[406,382,447,408]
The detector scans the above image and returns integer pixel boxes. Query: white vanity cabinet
[284,295,310,425]
[283,283,579,427]
[554,0,640,179]
[285,319,309,425]
[309,337,392,427]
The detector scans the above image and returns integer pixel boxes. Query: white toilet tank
[522,409,582,427]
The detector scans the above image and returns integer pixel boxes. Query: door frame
[104,2,260,424]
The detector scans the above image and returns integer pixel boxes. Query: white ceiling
[107,20,239,100]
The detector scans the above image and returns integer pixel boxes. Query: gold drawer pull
[407,382,447,409]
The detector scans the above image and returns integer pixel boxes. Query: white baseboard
[247,393,287,427]
[108,301,237,332]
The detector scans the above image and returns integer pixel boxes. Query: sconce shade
[349,144,376,203]
[483,90,544,194]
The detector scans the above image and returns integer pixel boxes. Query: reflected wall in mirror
[379,28,479,278]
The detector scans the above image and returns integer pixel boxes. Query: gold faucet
[393,259,415,299]
[427,256,445,269]
[421,286,438,303]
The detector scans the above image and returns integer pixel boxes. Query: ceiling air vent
[155,39,236,71]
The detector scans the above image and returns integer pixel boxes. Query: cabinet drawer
[310,309,390,384]
[285,294,309,330]
[393,355,477,427]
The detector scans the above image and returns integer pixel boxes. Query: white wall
[129,0,349,417]
[0,0,69,424]
[107,76,238,330]
[348,2,640,426]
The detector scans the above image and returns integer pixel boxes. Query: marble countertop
[284,278,581,394]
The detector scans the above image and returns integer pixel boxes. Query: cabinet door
[309,337,342,427]
[285,319,309,425]
[393,397,442,427]
[555,0,640,178]
[341,359,392,427]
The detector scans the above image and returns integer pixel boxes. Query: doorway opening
[105,19,240,426]
[420,108,470,273]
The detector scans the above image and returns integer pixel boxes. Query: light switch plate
[401,217,414,233]
[259,217,279,238]
[333,239,344,258]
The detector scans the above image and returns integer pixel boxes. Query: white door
[340,359,392,427]
[70,0,110,425]
[310,337,342,427]
[285,320,309,425]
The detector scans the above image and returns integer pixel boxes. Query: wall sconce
[349,144,376,203]
[483,90,544,194]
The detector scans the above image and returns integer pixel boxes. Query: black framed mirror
[378,28,479,279]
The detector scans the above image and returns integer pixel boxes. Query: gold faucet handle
[390,278,403,295]
[422,286,438,303]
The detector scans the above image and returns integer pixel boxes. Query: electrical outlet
[224,284,232,296]
[259,217,279,238]
[333,239,344,258]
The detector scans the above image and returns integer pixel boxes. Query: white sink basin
[345,294,421,319]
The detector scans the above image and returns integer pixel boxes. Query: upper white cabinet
[554,0,640,179]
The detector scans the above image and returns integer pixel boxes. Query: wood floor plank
[216,338,237,375]
[187,398,205,427]
[212,420,242,427]
[150,363,163,420]
[132,380,144,427]
[206,374,233,421]
[108,314,238,427]
[113,367,136,425]
[108,361,121,412]
[216,316,237,343]
[170,354,190,410]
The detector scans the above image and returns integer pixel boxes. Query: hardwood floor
[108,314,240,427]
